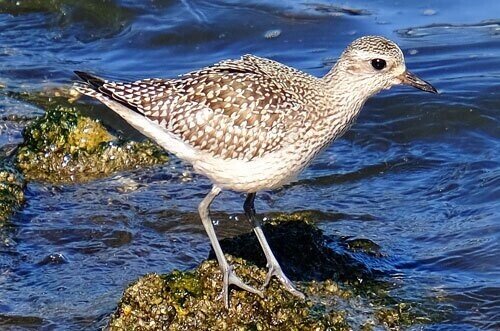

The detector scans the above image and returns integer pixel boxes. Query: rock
[15,104,168,183]
[109,216,434,330]
[0,164,24,224]
[109,258,350,331]
[342,237,383,257]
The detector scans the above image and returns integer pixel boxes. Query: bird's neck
[320,65,372,127]
[300,65,373,151]
[322,64,376,102]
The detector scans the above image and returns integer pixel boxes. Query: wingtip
[74,70,93,81]
[74,71,105,89]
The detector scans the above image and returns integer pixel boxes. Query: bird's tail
[73,71,107,98]
[72,71,199,163]
[74,71,106,88]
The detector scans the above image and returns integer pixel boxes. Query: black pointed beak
[400,70,438,94]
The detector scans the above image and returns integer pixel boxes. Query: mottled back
[94,55,317,161]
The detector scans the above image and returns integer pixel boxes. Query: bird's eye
[371,58,387,70]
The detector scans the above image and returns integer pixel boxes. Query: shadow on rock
[213,217,374,283]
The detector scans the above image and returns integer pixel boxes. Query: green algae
[0,87,167,218]
[163,270,204,308]
[375,302,431,329]
[15,104,168,183]
[109,216,439,330]
[109,258,350,331]
[267,210,319,225]
[0,164,24,224]
[12,88,82,117]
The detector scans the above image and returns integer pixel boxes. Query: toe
[265,266,306,299]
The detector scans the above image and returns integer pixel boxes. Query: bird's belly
[192,149,309,192]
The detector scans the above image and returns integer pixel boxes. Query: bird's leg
[244,193,305,299]
[199,186,263,308]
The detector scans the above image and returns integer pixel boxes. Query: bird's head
[332,36,437,96]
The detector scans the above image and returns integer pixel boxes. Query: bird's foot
[263,264,305,299]
[219,264,263,308]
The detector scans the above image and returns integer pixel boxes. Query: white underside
[97,96,301,192]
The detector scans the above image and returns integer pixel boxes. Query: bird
[74,35,437,308]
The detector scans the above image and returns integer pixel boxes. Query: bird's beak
[399,70,438,94]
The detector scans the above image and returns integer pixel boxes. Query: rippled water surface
[0,1,499,330]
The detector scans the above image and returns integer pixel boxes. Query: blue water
[0,1,499,330]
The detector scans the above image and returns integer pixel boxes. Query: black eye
[371,58,387,70]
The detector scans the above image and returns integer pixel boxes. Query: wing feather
[78,55,310,160]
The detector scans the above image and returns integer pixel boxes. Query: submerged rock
[109,216,434,330]
[15,104,168,183]
[342,237,383,257]
[0,0,134,41]
[0,164,24,224]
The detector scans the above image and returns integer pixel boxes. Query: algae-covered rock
[15,105,168,183]
[0,165,24,224]
[109,216,435,330]
[109,258,350,331]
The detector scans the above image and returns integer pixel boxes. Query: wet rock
[342,237,383,257]
[0,164,24,224]
[15,104,168,183]
[0,0,134,40]
[304,3,370,16]
[37,253,69,266]
[0,314,45,329]
[109,258,350,331]
[374,301,438,329]
[109,216,434,330]
[215,214,372,282]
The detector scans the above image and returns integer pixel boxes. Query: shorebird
[74,36,437,308]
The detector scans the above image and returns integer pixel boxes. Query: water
[0,0,499,329]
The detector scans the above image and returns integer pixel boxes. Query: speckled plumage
[78,55,322,162]
[74,36,422,192]
[75,36,436,307]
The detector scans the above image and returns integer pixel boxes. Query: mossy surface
[109,216,437,330]
[0,164,24,224]
[110,259,350,331]
[15,104,168,183]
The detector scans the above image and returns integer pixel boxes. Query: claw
[220,264,263,308]
[263,264,274,287]
[263,264,305,299]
